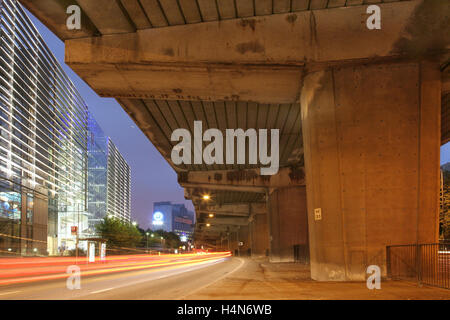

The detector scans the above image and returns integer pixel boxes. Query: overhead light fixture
[208,213,214,218]
[202,194,210,200]
[206,223,211,227]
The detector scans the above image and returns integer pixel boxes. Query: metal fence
[293,244,310,264]
[387,241,450,289]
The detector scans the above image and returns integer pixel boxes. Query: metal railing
[387,241,450,289]
[293,244,310,264]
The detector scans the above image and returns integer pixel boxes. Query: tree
[140,229,181,249]
[96,217,142,248]
[164,231,181,249]
[441,170,450,240]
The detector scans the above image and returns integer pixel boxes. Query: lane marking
[86,259,226,297]
[0,290,21,296]
[90,287,114,294]
[177,257,246,300]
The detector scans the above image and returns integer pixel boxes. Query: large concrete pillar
[251,213,270,258]
[301,61,441,281]
[238,225,251,256]
[228,231,239,256]
[268,186,309,262]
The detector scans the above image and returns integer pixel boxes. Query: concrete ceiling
[19,0,450,241]
[116,99,303,172]
[21,0,409,40]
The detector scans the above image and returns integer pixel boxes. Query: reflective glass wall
[87,115,131,230]
[0,0,88,255]
[87,113,107,232]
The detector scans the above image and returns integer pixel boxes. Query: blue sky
[25,9,450,229]
[27,12,193,230]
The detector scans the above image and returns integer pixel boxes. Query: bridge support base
[250,213,270,258]
[268,186,309,262]
[301,61,441,281]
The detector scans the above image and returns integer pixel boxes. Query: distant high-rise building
[0,0,88,255]
[152,202,194,241]
[87,114,131,229]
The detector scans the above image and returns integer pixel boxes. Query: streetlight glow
[202,194,210,200]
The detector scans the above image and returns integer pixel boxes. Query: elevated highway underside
[20,0,450,281]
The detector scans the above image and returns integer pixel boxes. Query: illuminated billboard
[152,211,164,226]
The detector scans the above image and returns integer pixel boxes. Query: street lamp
[206,223,211,227]
[146,232,149,252]
[208,213,214,218]
[132,221,137,226]
[202,194,210,200]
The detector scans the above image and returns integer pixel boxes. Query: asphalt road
[0,255,244,300]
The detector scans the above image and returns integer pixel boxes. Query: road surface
[0,253,244,300]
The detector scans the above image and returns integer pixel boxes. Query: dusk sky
[27,11,194,230]
[26,10,450,229]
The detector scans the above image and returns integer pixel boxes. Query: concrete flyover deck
[20,0,450,281]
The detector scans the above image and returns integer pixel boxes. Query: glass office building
[106,140,131,223]
[87,114,107,231]
[88,114,131,230]
[0,0,88,255]
[152,202,194,241]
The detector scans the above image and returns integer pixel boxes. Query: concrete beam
[204,217,249,226]
[66,1,446,66]
[65,1,448,103]
[66,63,302,103]
[178,167,305,192]
[197,203,266,217]
[197,225,239,233]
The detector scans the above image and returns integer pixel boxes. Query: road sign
[100,243,106,261]
[314,208,322,221]
[71,226,78,235]
[88,243,95,263]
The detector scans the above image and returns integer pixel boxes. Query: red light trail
[0,252,231,286]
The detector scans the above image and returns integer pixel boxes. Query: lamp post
[146,232,149,252]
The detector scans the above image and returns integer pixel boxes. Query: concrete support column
[238,225,251,256]
[228,231,239,256]
[268,186,309,262]
[301,61,441,281]
[251,213,270,258]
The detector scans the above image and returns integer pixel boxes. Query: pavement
[1,255,449,300]
[185,258,450,300]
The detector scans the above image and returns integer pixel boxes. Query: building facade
[87,114,131,230]
[0,0,88,255]
[152,201,194,241]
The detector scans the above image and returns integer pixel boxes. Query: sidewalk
[184,258,450,300]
